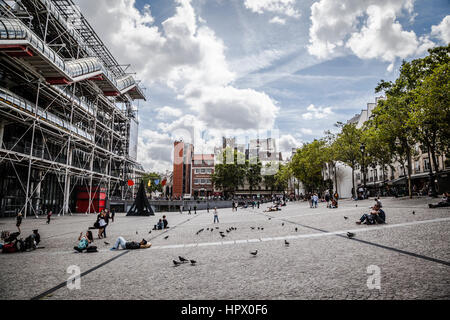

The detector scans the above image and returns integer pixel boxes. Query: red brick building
[173,141,194,198]
[192,154,215,198]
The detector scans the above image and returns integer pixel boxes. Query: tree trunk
[351,166,356,199]
[406,148,412,199]
[333,162,338,195]
[430,146,439,174]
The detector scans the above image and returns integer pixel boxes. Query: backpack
[86,246,98,253]
[2,242,16,253]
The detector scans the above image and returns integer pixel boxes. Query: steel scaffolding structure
[0,0,146,218]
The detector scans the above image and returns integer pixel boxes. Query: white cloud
[269,16,286,25]
[300,128,313,135]
[75,0,280,171]
[155,106,183,119]
[137,130,173,172]
[431,15,450,43]
[244,0,300,18]
[307,0,435,69]
[185,86,279,130]
[302,104,333,120]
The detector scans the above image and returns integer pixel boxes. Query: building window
[424,158,430,171]
[415,160,420,172]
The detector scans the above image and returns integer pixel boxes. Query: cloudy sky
[75,0,450,172]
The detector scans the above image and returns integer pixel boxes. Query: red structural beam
[103,91,120,96]
[88,75,104,81]
[46,77,71,85]
[0,45,34,57]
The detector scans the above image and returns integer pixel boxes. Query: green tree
[373,45,450,197]
[246,160,263,195]
[142,172,162,195]
[211,148,246,197]
[333,122,363,199]
[290,139,327,192]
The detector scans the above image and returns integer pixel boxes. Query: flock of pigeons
[173,256,196,266]
[167,207,360,266]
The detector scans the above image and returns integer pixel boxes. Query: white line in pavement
[16,217,450,256]
[147,217,450,250]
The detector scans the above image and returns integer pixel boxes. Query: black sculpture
[127,181,155,216]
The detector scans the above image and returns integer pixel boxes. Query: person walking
[188,206,191,215]
[213,207,219,223]
[111,208,115,223]
[194,205,197,214]
[46,210,52,224]
[16,212,23,233]
[325,192,330,208]
[97,211,107,239]
[313,193,318,208]
[102,209,110,238]
[207,202,210,213]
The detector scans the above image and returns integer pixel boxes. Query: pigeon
[206,228,210,231]
[261,228,264,230]
[295,227,298,232]
[356,204,358,207]
[344,216,348,220]
[226,230,230,233]
[148,230,152,234]
[412,211,415,215]
[215,227,219,229]
[281,223,284,226]
[211,229,213,232]
[164,235,169,240]
[284,240,289,247]
[347,232,355,238]
[136,230,138,235]
[268,218,272,220]
[251,227,255,230]
[190,259,196,265]
[173,260,181,266]
[220,233,226,238]
[104,241,110,245]
[257,227,260,230]
[179,256,188,263]
[250,250,258,256]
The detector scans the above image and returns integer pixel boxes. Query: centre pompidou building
[0,0,146,217]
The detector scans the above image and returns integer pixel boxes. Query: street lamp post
[426,146,438,198]
[360,143,366,199]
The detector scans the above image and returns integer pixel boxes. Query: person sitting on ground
[356,204,385,225]
[162,215,169,229]
[330,198,338,208]
[74,231,94,252]
[110,237,151,250]
[428,192,450,208]
[154,219,164,230]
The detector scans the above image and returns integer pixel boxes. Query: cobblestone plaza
[0,197,449,300]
